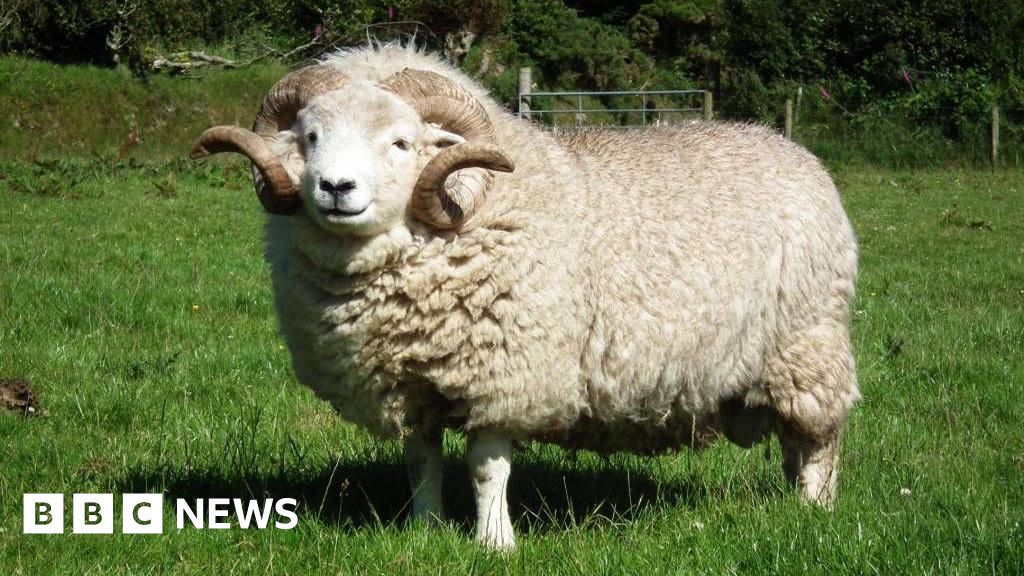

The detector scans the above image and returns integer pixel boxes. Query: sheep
[191,43,860,550]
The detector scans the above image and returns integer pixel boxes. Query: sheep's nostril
[319,178,356,196]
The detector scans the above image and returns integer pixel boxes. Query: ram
[192,44,860,549]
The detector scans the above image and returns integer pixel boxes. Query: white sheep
[192,44,860,550]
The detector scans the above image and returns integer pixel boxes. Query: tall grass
[789,98,1022,169]
[0,57,286,162]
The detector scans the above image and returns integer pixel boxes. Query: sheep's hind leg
[404,427,446,524]
[763,321,859,508]
[779,424,841,507]
[467,429,515,550]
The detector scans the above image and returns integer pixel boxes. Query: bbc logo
[24,494,163,534]
[24,493,299,534]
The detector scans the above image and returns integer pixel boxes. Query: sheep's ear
[424,127,465,149]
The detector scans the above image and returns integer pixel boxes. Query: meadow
[1,59,1023,575]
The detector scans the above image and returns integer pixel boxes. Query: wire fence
[516,79,1023,167]
[517,89,710,128]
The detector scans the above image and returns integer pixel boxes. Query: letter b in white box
[72,493,114,534]
[122,494,163,534]
[23,494,64,534]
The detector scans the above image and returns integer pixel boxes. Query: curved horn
[251,66,351,138]
[191,126,299,214]
[381,69,514,229]
[190,65,349,215]
[413,143,514,228]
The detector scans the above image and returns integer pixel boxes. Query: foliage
[1,1,390,71]
[509,0,652,90]
[1,0,1023,147]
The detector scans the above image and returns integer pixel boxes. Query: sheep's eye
[307,131,318,144]
[392,139,410,151]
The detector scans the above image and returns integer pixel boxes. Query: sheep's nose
[319,178,356,197]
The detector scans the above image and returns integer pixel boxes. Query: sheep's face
[291,83,464,237]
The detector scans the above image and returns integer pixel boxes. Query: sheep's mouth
[322,206,368,218]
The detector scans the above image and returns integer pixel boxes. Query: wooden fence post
[795,86,802,124]
[518,67,532,119]
[703,91,713,120]
[784,97,794,139]
[991,104,1000,168]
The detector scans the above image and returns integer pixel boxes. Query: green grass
[1,158,1022,574]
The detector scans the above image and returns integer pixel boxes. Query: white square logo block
[23,494,64,534]
[72,493,114,534]
[122,494,164,534]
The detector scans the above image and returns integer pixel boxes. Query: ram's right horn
[190,66,349,215]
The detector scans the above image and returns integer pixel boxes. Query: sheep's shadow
[118,446,784,533]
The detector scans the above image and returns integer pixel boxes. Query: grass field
[1,157,1022,574]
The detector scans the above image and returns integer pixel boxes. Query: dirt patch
[0,378,42,416]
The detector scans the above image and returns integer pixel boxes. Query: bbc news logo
[23,494,298,534]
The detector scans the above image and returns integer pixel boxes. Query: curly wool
[266,45,859,451]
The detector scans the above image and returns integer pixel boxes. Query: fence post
[795,86,802,124]
[785,97,794,139]
[518,67,532,120]
[703,91,713,120]
[991,104,1000,169]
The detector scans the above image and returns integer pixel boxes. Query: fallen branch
[277,32,326,60]
[151,32,326,74]
[152,51,238,72]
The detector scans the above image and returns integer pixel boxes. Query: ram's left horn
[381,68,514,229]
[413,143,514,227]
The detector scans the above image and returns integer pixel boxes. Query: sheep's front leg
[404,428,446,524]
[467,429,515,550]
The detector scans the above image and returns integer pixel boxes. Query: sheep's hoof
[781,427,840,509]
[476,530,516,551]
[798,476,837,510]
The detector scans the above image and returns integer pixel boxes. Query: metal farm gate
[516,67,712,129]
